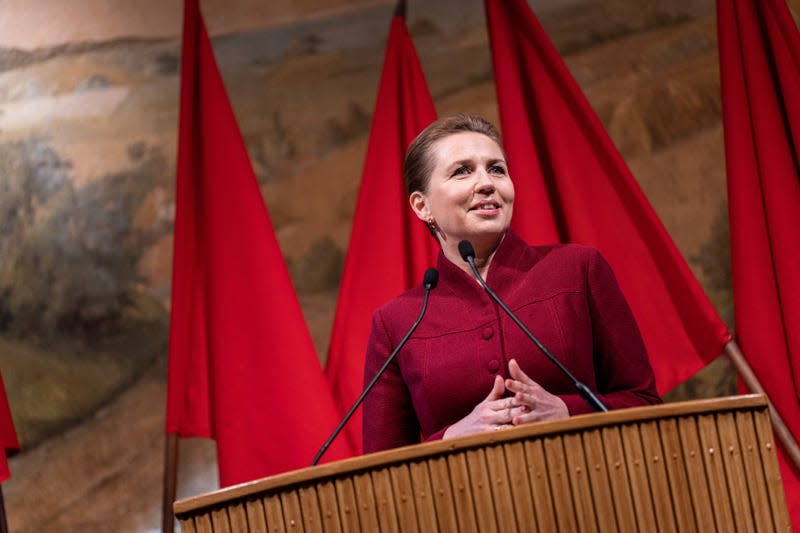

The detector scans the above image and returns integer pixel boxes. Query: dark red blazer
[362,230,661,453]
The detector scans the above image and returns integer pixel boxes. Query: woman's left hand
[504,359,569,424]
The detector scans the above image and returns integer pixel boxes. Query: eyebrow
[448,157,507,168]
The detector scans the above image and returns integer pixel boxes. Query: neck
[441,233,505,281]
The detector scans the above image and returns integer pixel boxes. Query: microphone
[457,240,608,412]
[311,267,439,465]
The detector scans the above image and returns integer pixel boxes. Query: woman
[363,113,660,453]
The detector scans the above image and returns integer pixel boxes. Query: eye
[451,165,471,177]
[489,164,506,175]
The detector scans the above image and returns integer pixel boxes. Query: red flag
[0,372,19,483]
[718,0,800,524]
[484,0,731,394]
[325,12,438,454]
[166,0,352,486]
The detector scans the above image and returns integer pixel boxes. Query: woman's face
[410,131,514,251]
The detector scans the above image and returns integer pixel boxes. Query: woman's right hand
[443,375,527,439]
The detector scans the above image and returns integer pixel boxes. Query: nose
[474,168,495,194]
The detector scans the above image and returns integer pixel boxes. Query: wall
[0,0,754,530]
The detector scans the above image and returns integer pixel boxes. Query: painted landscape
[0,0,783,529]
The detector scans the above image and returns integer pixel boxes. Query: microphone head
[458,240,475,262]
[423,268,439,289]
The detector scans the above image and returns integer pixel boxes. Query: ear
[409,191,430,222]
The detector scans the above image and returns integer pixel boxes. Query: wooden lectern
[174,395,791,531]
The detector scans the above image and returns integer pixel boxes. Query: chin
[476,220,510,234]
[463,226,508,243]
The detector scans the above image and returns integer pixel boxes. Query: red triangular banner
[718,0,800,525]
[485,0,731,394]
[166,0,352,486]
[0,372,19,483]
[325,13,438,454]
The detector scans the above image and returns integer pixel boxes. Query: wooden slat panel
[465,448,498,533]
[543,436,578,531]
[621,424,657,531]
[580,429,617,532]
[697,414,735,531]
[408,460,438,532]
[174,397,775,519]
[563,433,598,533]
[372,467,400,533]
[352,472,380,532]
[677,417,715,531]
[657,418,697,533]
[600,427,637,531]
[173,397,792,533]
[639,420,677,533]
[502,442,537,532]
[389,464,419,533]
[211,507,231,533]
[315,480,342,533]
[484,444,517,532]
[228,503,249,532]
[752,408,792,531]
[334,477,361,532]
[244,498,269,533]
[524,439,557,532]
[279,491,305,532]
[195,513,214,533]
[426,456,459,532]
[733,411,774,532]
[447,452,479,533]
[716,412,755,533]
[263,493,286,533]
[298,486,322,533]
[179,518,197,533]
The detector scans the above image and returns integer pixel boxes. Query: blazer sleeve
[559,248,662,414]
[362,308,421,453]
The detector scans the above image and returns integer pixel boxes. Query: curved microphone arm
[458,240,608,413]
[311,268,439,465]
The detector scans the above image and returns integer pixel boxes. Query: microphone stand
[311,269,438,465]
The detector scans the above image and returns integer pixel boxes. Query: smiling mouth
[470,202,500,211]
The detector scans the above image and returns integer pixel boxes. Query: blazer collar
[436,229,530,299]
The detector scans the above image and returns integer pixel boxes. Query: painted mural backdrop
[0,0,776,529]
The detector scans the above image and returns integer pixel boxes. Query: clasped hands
[443,358,568,439]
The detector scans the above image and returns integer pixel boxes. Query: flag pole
[0,485,8,533]
[724,339,800,471]
[162,433,178,533]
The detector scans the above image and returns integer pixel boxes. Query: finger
[480,407,509,426]
[512,411,552,425]
[486,396,522,411]
[508,359,536,386]
[495,405,528,425]
[481,401,524,425]
[506,376,547,398]
[512,402,569,425]
[509,405,528,419]
[484,374,505,401]
[504,378,527,394]
[514,390,538,407]
[505,379,545,400]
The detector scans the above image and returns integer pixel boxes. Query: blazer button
[487,359,500,373]
[482,327,494,340]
